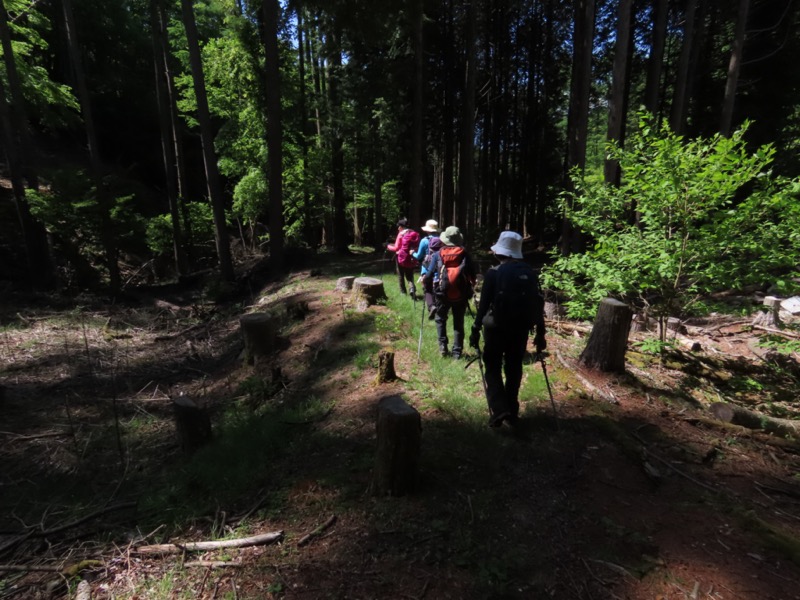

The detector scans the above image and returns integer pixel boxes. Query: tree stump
[752,296,782,329]
[373,395,421,497]
[630,313,651,333]
[578,298,633,372]
[352,277,387,311]
[173,396,212,453]
[544,300,566,320]
[239,313,277,365]
[376,349,397,383]
[335,276,355,292]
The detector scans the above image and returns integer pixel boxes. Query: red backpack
[397,230,420,269]
[435,246,474,303]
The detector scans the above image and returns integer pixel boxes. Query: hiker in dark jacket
[469,231,546,427]
[413,219,441,319]
[386,218,418,298]
[424,226,476,359]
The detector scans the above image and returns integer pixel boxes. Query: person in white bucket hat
[470,231,546,428]
[413,220,441,319]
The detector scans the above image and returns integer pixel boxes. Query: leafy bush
[146,201,216,256]
[543,115,800,328]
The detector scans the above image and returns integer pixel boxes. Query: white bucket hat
[421,219,440,233]
[490,231,523,259]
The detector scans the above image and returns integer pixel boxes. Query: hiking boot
[451,350,462,360]
[488,412,511,428]
[439,344,448,357]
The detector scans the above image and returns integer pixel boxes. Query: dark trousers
[422,277,435,312]
[434,300,467,354]
[396,262,416,295]
[482,324,528,418]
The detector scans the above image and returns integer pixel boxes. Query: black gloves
[469,327,481,349]
[534,332,547,354]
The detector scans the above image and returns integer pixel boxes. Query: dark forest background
[1,0,799,293]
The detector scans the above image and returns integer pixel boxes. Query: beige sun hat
[421,219,440,233]
[490,231,523,259]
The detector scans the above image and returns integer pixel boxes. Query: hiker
[413,219,441,319]
[424,225,476,359]
[469,231,546,427]
[386,218,420,298]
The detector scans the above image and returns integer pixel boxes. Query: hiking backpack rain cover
[397,230,420,269]
[491,261,542,330]
[436,246,474,303]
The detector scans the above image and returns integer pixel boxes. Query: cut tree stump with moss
[376,349,397,383]
[173,396,212,453]
[239,312,277,365]
[373,395,421,497]
[752,296,782,329]
[335,276,355,292]
[579,298,633,373]
[352,277,387,311]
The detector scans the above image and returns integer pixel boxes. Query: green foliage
[146,201,216,256]
[757,334,800,355]
[634,337,676,356]
[543,115,800,323]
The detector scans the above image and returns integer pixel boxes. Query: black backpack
[491,261,542,330]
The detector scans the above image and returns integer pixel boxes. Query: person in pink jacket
[386,218,419,298]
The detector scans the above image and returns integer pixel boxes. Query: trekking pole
[539,353,559,429]
[464,345,489,399]
[416,297,426,360]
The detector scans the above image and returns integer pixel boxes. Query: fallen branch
[297,515,337,547]
[629,431,721,495]
[184,561,245,568]
[710,402,800,440]
[555,351,618,404]
[752,325,800,340]
[134,530,283,554]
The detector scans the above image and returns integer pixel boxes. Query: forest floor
[2,250,800,600]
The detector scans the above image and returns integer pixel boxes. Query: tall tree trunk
[720,0,750,137]
[151,0,187,277]
[0,0,53,286]
[670,0,698,135]
[179,0,234,281]
[409,0,424,228]
[263,0,284,269]
[61,0,120,291]
[441,0,455,226]
[458,0,477,236]
[296,3,312,244]
[604,0,634,186]
[562,0,595,255]
[644,0,668,115]
[326,22,348,253]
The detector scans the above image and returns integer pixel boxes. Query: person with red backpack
[469,231,546,428]
[423,226,476,359]
[386,218,420,298]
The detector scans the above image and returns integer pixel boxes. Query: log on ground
[373,395,421,496]
[709,402,800,440]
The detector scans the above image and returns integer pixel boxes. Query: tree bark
[644,0,668,115]
[179,0,235,282]
[409,0,424,228]
[457,0,477,234]
[604,0,634,186]
[561,0,595,255]
[373,395,421,496]
[151,0,188,277]
[720,0,750,137]
[325,20,348,253]
[263,0,285,269]
[579,298,633,373]
[670,0,698,135]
